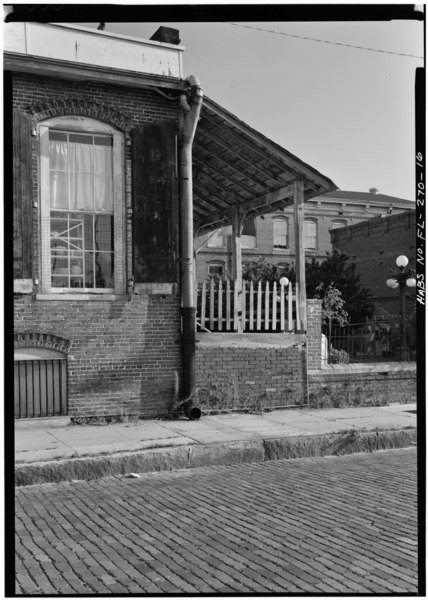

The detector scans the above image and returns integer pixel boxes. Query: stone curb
[15,428,417,487]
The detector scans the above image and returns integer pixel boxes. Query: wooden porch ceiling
[193,97,337,235]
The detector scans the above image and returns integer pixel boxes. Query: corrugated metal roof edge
[202,96,338,193]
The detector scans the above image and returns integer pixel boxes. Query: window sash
[207,229,225,248]
[304,220,317,249]
[273,219,288,249]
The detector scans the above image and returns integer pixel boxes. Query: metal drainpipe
[179,75,203,419]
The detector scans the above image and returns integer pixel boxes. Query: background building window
[208,262,224,277]
[304,219,317,250]
[273,217,288,249]
[207,229,225,248]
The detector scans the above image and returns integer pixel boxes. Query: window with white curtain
[39,117,124,294]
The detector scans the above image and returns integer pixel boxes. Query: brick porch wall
[14,294,182,417]
[194,336,308,412]
[306,299,323,370]
[308,363,416,408]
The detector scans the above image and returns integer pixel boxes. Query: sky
[80,15,423,201]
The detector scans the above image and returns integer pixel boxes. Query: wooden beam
[204,99,337,192]
[294,180,307,331]
[239,184,294,214]
[4,52,186,92]
[196,127,278,189]
[231,206,244,333]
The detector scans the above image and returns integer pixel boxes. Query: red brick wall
[12,72,183,417]
[14,294,182,417]
[309,365,416,407]
[331,210,416,315]
[306,299,323,370]
[194,337,308,412]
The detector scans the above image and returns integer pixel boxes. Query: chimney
[150,26,181,45]
[369,187,379,195]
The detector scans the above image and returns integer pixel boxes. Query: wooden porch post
[231,205,244,333]
[294,180,307,331]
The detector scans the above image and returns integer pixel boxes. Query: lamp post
[385,255,416,361]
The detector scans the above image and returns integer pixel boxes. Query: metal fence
[14,359,67,418]
[329,318,416,363]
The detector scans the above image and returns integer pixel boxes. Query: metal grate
[14,359,67,418]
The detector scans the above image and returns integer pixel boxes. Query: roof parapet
[4,21,184,79]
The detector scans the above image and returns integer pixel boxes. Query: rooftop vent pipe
[369,187,379,195]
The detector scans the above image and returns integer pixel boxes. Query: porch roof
[193,97,337,235]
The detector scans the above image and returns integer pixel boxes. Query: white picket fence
[196,279,299,332]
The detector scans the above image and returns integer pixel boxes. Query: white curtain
[49,137,112,211]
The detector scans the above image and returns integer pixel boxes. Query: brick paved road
[15,448,418,594]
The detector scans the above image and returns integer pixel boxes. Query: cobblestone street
[15,448,418,594]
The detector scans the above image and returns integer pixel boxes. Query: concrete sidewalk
[15,403,417,486]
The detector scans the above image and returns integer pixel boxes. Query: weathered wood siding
[132,122,179,283]
[13,111,33,280]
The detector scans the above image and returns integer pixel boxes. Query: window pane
[49,139,68,171]
[273,219,288,249]
[94,175,113,211]
[95,252,114,288]
[304,220,317,249]
[95,215,114,252]
[71,173,94,211]
[49,131,67,142]
[207,230,224,247]
[208,264,223,277]
[70,139,94,173]
[50,172,69,209]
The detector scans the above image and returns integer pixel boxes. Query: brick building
[195,189,414,281]
[330,209,416,316]
[10,21,336,419]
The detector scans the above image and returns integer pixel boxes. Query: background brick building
[195,189,415,281]
[330,209,416,316]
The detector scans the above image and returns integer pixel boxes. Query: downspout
[179,75,203,419]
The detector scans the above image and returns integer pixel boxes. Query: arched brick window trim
[14,332,71,354]
[27,99,131,132]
